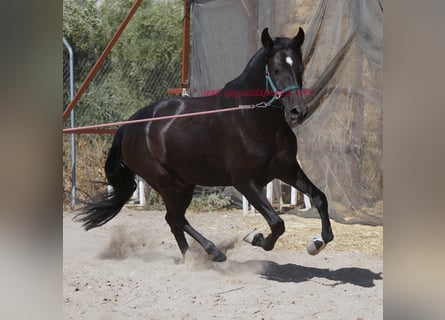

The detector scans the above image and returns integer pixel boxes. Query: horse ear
[292,27,305,48]
[261,28,274,50]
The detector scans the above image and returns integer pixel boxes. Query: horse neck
[219,49,268,105]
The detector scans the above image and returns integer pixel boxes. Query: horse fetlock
[322,230,334,243]
[271,219,285,236]
[262,239,276,251]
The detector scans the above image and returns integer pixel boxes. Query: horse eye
[273,69,280,75]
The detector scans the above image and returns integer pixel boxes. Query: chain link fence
[63,53,181,126]
[63,0,182,209]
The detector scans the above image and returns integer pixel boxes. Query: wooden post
[181,0,191,88]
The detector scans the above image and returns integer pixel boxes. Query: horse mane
[219,48,267,92]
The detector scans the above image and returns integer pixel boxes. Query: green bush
[143,191,232,212]
[189,192,232,212]
[143,190,165,211]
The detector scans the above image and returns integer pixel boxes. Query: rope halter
[265,64,301,106]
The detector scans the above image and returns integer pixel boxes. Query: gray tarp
[189,0,383,225]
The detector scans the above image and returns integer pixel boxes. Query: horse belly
[164,148,233,186]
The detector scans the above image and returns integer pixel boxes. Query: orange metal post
[63,0,143,123]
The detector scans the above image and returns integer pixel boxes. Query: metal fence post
[63,37,76,207]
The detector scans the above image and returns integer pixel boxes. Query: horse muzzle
[289,108,307,123]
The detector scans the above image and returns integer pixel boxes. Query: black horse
[76,28,334,262]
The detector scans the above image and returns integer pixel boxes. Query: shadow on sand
[213,259,382,288]
[258,261,382,287]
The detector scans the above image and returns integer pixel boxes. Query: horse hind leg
[161,184,193,259]
[161,184,227,262]
[165,208,189,259]
[183,220,227,262]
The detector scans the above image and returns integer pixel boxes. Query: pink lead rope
[62,105,259,134]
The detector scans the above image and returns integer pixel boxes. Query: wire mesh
[63,0,182,208]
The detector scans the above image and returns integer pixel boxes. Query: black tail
[75,127,136,230]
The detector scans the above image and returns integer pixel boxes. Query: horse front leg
[236,180,285,251]
[281,162,334,254]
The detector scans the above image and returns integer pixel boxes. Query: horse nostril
[290,109,300,118]
[289,108,307,122]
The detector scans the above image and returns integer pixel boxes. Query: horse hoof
[211,251,227,262]
[243,228,262,245]
[306,235,326,255]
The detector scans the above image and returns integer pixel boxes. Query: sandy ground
[63,208,383,320]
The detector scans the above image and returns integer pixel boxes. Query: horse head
[262,27,307,124]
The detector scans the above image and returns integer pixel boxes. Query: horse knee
[313,192,327,210]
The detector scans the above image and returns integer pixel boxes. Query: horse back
[122,96,297,186]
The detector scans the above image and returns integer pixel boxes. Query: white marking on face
[285,56,293,66]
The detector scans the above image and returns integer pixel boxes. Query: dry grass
[185,209,383,256]
[221,210,383,255]
[63,135,110,210]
